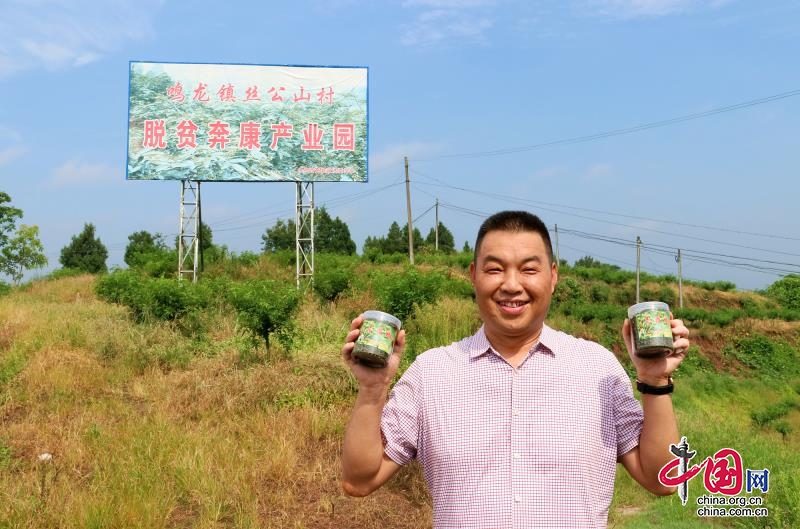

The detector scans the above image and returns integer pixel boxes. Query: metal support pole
[178,180,200,282]
[295,182,315,289]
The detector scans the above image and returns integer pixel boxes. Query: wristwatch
[636,378,674,395]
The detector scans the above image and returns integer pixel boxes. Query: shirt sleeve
[612,366,644,458]
[381,361,422,466]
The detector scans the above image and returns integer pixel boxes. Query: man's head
[469,211,558,352]
[474,211,554,265]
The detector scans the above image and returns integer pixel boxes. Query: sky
[0,0,798,291]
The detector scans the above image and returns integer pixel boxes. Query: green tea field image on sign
[127,61,368,182]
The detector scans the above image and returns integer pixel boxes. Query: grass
[0,266,798,528]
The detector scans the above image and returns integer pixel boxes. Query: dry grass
[3,271,798,528]
[0,275,431,528]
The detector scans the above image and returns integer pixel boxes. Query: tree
[262,218,296,252]
[59,223,108,273]
[0,224,47,285]
[316,207,356,254]
[125,230,168,267]
[0,191,23,250]
[424,222,456,253]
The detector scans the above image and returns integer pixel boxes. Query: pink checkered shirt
[381,324,644,529]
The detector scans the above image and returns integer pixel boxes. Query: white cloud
[583,163,615,182]
[370,142,444,174]
[49,160,119,187]
[577,0,732,18]
[0,0,164,78]
[401,1,496,47]
[0,146,28,166]
[0,126,26,166]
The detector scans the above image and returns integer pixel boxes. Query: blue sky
[1,0,798,291]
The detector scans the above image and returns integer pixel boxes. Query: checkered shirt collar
[468,323,557,360]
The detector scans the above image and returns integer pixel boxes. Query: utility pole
[676,249,684,308]
[636,236,642,303]
[435,198,439,251]
[405,156,414,264]
[554,224,560,265]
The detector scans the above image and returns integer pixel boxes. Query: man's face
[469,229,558,343]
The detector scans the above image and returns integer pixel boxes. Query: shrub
[552,277,585,306]
[226,279,301,348]
[314,268,351,302]
[750,398,800,427]
[95,271,211,334]
[372,267,446,321]
[560,302,626,324]
[589,283,611,303]
[765,274,800,311]
[0,281,10,297]
[730,334,799,378]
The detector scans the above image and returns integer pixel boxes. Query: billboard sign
[127,61,368,182]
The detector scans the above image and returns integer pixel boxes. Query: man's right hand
[341,314,406,391]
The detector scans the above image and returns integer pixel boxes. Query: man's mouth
[497,300,529,313]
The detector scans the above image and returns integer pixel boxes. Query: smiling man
[341,210,690,529]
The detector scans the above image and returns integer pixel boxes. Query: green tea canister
[353,311,402,368]
[627,301,674,358]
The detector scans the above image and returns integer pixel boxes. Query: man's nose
[501,270,523,292]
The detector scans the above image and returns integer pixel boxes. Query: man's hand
[621,317,690,386]
[342,314,406,391]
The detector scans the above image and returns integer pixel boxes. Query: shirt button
[513,453,521,459]
[514,496,522,503]
[513,409,521,417]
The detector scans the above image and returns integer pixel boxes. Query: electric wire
[415,89,800,161]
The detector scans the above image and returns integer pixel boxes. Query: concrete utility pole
[554,224,560,265]
[405,156,414,264]
[636,236,642,303]
[676,249,684,308]
[435,198,439,251]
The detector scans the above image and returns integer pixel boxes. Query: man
[341,210,690,528]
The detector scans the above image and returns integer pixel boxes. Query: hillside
[1,255,799,528]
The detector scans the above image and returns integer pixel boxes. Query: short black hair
[474,210,554,263]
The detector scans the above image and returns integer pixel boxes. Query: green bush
[674,307,744,327]
[729,334,800,378]
[589,283,611,303]
[676,346,715,376]
[313,253,361,302]
[693,279,736,292]
[372,267,446,321]
[314,268,351,302]
[559,302,626,324]
[640,285,677,307]
[552,276,585,306]
[95,271,211,333]
[0,281,10,297]
[226,279,301,348]
[750,398,799,427]
[765,274,800,311]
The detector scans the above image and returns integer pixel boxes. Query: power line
[412,169,800,243]
[415,88,800,161]
[415,176,800,258]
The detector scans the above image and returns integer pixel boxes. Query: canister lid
[627,301,670,319]
[362,310,402,329]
